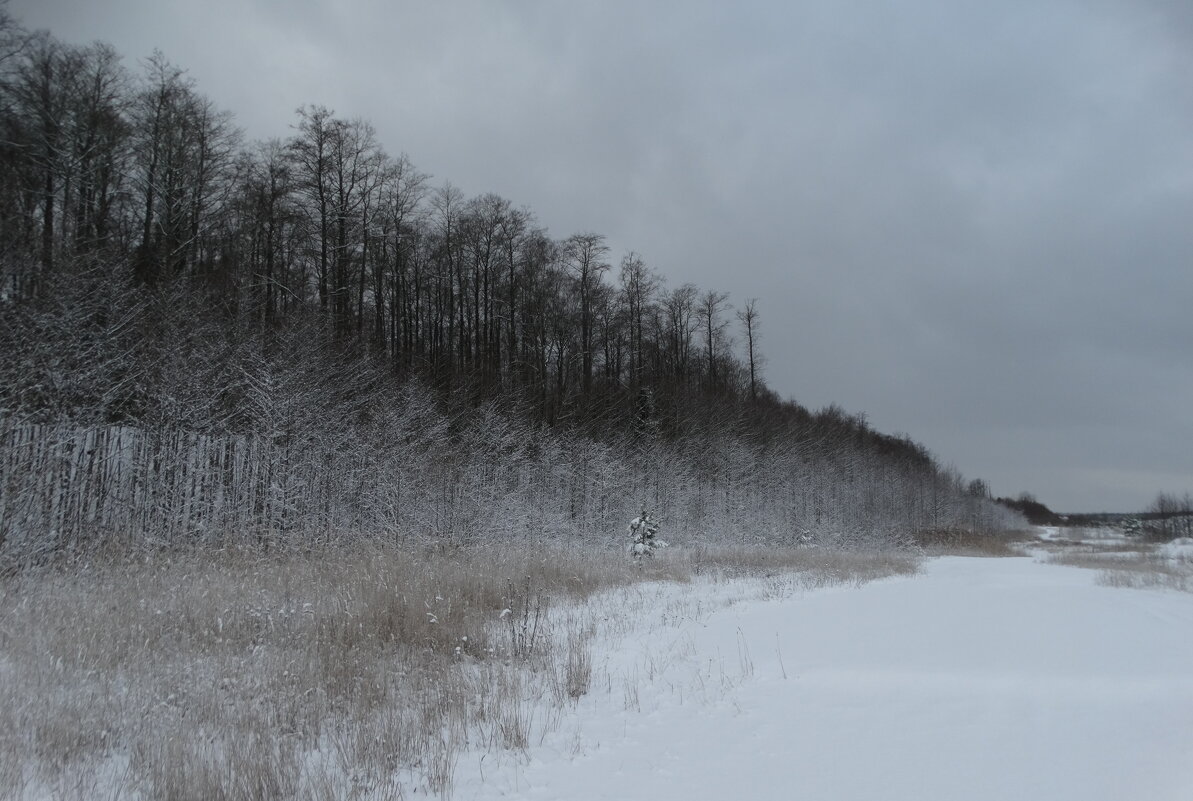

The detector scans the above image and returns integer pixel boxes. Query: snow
[1159,538,1193,562]
[1037,525,1134,545]
[452,556,1193,800]
[1038,525,1063,540]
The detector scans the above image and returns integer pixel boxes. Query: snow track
[455,556,1193,800]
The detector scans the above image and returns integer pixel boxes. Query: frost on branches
[628,510,666,558]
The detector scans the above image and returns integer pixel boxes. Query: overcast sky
[13,0,1193,512]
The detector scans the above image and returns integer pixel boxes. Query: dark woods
[0,10,1022,563]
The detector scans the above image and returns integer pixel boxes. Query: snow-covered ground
[1159,538,1193,562]
[452,556,1193,801]
[1036,524,1134,545]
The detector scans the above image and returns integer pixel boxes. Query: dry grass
[559,631,593,701]
[1046,541,1154,555]
[681,544,920,583]
[1097,569,1193,592]
[1045,550,1193,593]
[0,540,918,799]
[911,528,1030,557]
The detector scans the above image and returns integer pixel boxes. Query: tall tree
[697,289,730,390]
[737,298,761,402]
[130,51,184,285]
[664,283,699,384]
[325,116,381,334]
[240,139,296,324]
[562,232,609,396]
[289,104,335,309]
[7,33,75,279]
[497,205,531,383]
[462,192,510,381]
[67,42,130,260]
[430,182,464,373]
[131,52,238,285]
[619,251,657,387]
[379,152,428,364]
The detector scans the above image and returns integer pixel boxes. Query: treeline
[1137,493,1193,541]
[0,8,1023,561]
[995,493,1063,526]
[1002,491,1193,540]
[0,20,751,418]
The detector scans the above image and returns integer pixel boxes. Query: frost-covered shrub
[628,510,666,558]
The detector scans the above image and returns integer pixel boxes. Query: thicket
[994,493,1062,526]
[0,6,1022,564]
[1139,493,1193,541]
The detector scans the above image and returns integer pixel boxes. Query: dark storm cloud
[12,0,1192,510]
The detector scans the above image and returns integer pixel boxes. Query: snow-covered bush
[628,510,666,558]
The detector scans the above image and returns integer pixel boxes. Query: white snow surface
[453,556,1193,800]
[1037,525,1134,545]
[1159,538,1193,562]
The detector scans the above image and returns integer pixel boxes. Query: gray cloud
[12,0,1193,511]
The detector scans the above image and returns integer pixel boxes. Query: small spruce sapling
[628,509,666,558]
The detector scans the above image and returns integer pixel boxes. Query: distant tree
[0,1,25,70]
[289,104,336,308]
[562,232,609,396]
[462,192,512,380]
[66,42,130,261]
[664,283,698,385]
[1144,492,1193,541]
[131,52,238,285]
[320,116,383,334]
[697,289,730,390]
[239,139,297,323]
[737,298,762,402]
[497,204,531,381]
[378,151,428,363]
[619,251,657,387]
[6,32,76,279]
[429,181,465,372]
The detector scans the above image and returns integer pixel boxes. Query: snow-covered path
[455,557,1193,800]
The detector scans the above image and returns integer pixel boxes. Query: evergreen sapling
[628,509,666,558]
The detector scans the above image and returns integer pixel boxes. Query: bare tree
[497,205,531,381]
[131,52,238,284]
[697,289,730,390]
[0,1,27,73]
[131,51,185,285]
[7,33,76,278]
[737,298,762,402]
[429,182,465,371]
[377,152,428,362]
[462,192,511,380]
[619,251,657,387]
[562,232,609,396]
[66,42,130,260]
[664,283,699,383]
[289,104,335,308]
[324,116,381,334]
[240,138,296,323]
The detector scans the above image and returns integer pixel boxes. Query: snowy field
[452,555,1193,801]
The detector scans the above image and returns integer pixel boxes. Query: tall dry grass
[1045,550,1193,593]
[911,528,1030,557]
[0,541,916,799]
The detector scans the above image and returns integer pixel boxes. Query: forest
[0,9,1023,567]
